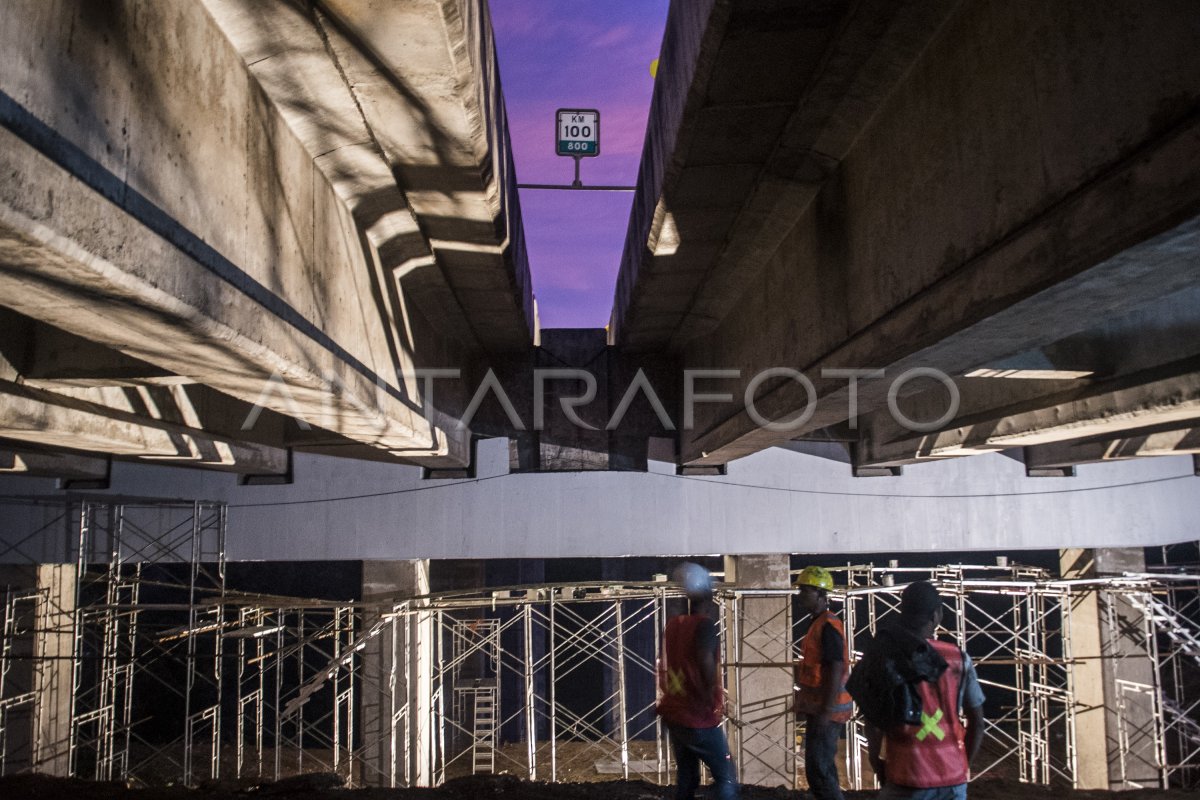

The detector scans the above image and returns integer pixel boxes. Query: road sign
[556,109,600,157]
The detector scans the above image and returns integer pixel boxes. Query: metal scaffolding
[419,584,672,784]
[3,505,1200,791]
[0,586,39,772]
[0,497,226,784]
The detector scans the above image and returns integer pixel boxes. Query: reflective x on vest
[916,709,946,742]
[667,669,685,696]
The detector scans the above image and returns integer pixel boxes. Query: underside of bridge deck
[1,0,1199,481]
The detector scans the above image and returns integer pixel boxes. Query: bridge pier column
[33,564,75,777]
[723,554,793,788]
[1060,548,1162,790]
[360,560,432,787]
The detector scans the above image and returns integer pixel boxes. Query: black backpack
[846,624,948,731]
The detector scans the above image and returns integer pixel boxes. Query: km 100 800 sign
[556,109,599,157]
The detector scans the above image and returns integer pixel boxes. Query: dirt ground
[1,773,1197,800]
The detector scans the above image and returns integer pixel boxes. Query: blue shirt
[958,649,985,711]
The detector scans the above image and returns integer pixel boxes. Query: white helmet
[673,562,713,599]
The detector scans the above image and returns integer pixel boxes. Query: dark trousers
[667,723,739,800]
[804,715,846,800]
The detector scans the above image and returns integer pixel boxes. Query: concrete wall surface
[0,439,1196,561]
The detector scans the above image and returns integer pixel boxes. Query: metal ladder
[471,686,497,773]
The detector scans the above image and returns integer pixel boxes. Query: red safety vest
[794,611,853,722]
[885,639,970,788]
[656,614,723,728]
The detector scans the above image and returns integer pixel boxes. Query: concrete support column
[32,563,75,777]
[723,554,792,788]
[1061,548,1162,790]
[360,560,432,787]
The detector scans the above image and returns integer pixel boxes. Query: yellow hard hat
[795,565,834,592]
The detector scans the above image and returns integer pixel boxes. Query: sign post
[556,108,600,187]
[517,109,631,192]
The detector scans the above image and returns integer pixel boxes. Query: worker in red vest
[794,565,853,800]
[865,580,986,800]
[657,562,739,800]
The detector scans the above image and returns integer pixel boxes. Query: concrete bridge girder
[0,0,533,471]
[0,136,449,462]
[206,0,533,352]
[0,379,288,475]
[0,446,110,481]
[0,292,292,477]
[860,365,1200,468]
[613,0,1200,469]
[1025,426,1200,471]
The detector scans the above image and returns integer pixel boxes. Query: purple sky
[490,0,670,330]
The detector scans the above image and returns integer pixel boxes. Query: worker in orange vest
[864,580,985,799]
[794,565,853,800]
[657,562,739,800]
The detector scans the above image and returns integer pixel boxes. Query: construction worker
[794,565,852,800]
[862,580,986,799]
[657,562,739,800]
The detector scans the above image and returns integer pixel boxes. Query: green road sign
[556,109,600,157]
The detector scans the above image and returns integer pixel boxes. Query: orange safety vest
[885,639,970,788]
[656,614,723,728]
[794,610,853,722]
